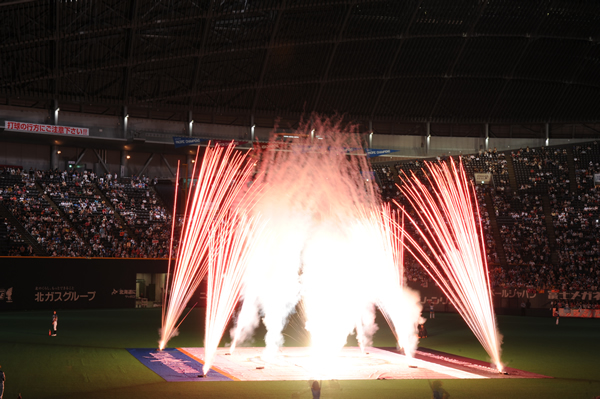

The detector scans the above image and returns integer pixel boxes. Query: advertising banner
[474,173,492,185]
[0,258,167,310]
[252,141,289,151]
[555,308,600,318]
[173,136,203,148]
[6,121,89,136]
[406,282,600,311]
[366,148,399,158]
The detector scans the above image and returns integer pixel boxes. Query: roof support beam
[428,1,488,120]
[145,72,600,105]
[0,0,36,6]
[486,41,534,121]
[93,149,110,174]
[4,33,597,90]
[122,0,139,103]
[370,0,423,119]
[51,0,60,97]
[74,148,87,167]
[545,43,596,122]
[310,1,356,113]
[251,0,286,115]
[487,8,549,121]
[189,1,214,108]
[160,154,176,177]
[138,153,154,177]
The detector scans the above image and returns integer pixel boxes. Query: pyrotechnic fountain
[397,159,504,372]
[159,144,258,350]
[160,119,503,376]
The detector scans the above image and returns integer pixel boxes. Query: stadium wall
[372,134,593,158]
[1,258,592,317]
[0,139,185,179]
[3,105,596,161]
[0,257,167,310]
[0,141,50,170]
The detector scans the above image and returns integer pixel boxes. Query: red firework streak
[204,211,266,374]
[396,157,503,372]
[160,142,259,350]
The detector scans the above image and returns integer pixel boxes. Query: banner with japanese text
[0,257,167,310]
[6,121,89,136]
[407,283,600,311]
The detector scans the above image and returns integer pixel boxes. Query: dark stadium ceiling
[1,0,600,132]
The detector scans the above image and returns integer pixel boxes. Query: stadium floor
[0,308,598,399]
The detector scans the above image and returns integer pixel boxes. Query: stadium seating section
[1,142,599,295]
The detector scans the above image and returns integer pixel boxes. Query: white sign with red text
[6,121,89,136]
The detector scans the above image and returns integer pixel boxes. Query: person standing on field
[51,311,58,336]
[0,365,5,399]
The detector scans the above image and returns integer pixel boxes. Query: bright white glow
[162,120,502,376]
[228,120,422,368]
[203,212,267,374]
[183,347,487,381]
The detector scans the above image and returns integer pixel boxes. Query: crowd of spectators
[550,194,600,292]
[474,187,499,264]
[0,171,87,256]
[0,167,174,258]
[99,175,172,258]
[512,146,570,193]
[0,217,28,256]
[40,172,136,257]
[372,165,400,201]
[493,192,550,266]
[1,142,600,294]
[463,148,510,187]
[574,142,600,190]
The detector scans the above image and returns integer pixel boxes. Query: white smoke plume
[228,118,423,364]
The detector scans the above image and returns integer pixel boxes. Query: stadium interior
[0,1,599,398]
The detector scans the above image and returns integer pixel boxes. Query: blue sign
[127,348,233,382]
[173,137,203,148]
[366,148,399,158]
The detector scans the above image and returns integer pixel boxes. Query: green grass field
[0,309,598,399]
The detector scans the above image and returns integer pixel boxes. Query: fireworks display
[204,211,266,374]
[160,120,503,375]
[159,143,258,351]
[397,158,504,371]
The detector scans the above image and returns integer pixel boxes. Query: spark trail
[204,211,266,374]
[162,119,423,376]
[160,142,258,350]
[397,158,503,371]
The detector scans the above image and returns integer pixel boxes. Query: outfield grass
[0,309,598,399]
